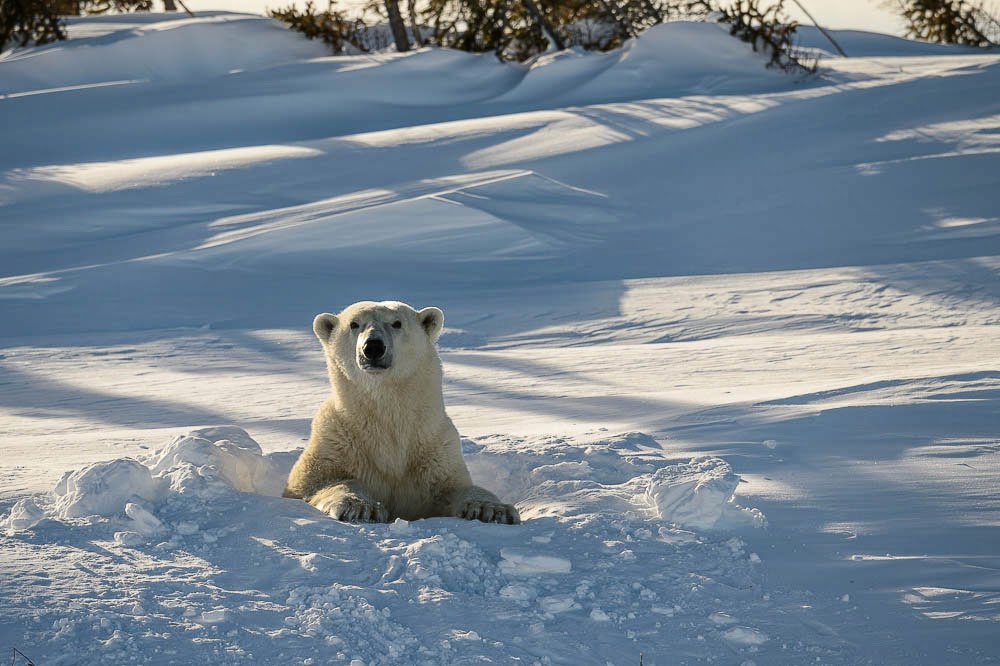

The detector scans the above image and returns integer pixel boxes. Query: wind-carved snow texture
[0,426,797,666]
[2,12,998,666]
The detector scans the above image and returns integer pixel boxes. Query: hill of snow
[1,12,998,666]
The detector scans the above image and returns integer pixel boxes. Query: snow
[2,10,999,666]
[1,427,769,664]
[645,457,765,530]
[498,549,573,575]
[51,457,165,519]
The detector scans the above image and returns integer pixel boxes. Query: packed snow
[1,11,998,666]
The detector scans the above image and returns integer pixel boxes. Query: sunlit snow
[1,11,998,666]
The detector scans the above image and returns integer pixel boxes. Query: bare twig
[175,0,196,18]
[10,648,36,666]
[789,0,848,56]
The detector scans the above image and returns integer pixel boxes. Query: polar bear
[283,301,520,525]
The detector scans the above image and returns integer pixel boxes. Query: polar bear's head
[313,301,444,384]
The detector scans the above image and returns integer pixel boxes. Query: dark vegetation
[4,0,996,63]
[718,0,813,70]
[268,0,385,53]
[269,0,817,70]
[1,0,151,50]
[270,0,999,57]
[886,0,999,46]
[1,0,66,49]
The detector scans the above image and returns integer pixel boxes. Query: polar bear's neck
[327,361,448,438]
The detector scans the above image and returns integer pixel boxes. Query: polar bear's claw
[332,496,388,523]
[459,501,520,525]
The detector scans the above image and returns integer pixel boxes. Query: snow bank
[464,431,764,530]
[0,13,328,96]
[497,20,797,105]
[0,427,778,664]
[2,426,292,532]
[4,427,763,536]
[795,25,985,57]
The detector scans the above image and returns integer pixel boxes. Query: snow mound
[0,427,782,664]
[147,425,284,496]
[4,427,764,536]
[52,457,166,520]
[795,25,986,57]
[2,426,292,532]
[501,21,795,104]
[0,13,328,96]
[1,496,45,531]
[646,457,766,530]
[464,431,765,529]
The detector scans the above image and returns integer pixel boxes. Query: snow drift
[2,427,769,666]
[4,427,762,533]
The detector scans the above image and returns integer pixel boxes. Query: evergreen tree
[272,0,816,70]
[384,0,411,51]
[719,0,814,71]
[889,0,998,46]
[1,0,67,51]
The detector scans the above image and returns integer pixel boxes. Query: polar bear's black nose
[362,338,387,360]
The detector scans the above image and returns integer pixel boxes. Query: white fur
[284,301,520,524]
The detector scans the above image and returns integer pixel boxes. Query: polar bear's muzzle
[358,327,392,372]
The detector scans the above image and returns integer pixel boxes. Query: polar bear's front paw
[331,496,389,523]
[458,500,521,525]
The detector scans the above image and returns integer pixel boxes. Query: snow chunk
[709,611,738,625]
[646,457,764,530]
[721,626,769,647]
[499,549,572,576]
[1,497,45,531]
[113,530,145,547]
[286,584,419,662]
[499,583,538,602]
[539,594,578,614]
[389,518,410,534]
[200,609,229,624]
[590,607,611,622]
[148,425,278,495]
[3,426,294,531]
[52,458,165,519]
[125,501,165,536]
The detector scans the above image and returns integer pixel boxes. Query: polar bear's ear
[418,307,444,341]
[313,313,339,343]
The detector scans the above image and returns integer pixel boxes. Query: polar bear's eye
[392,321,402,329]
[350,321,359,330]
